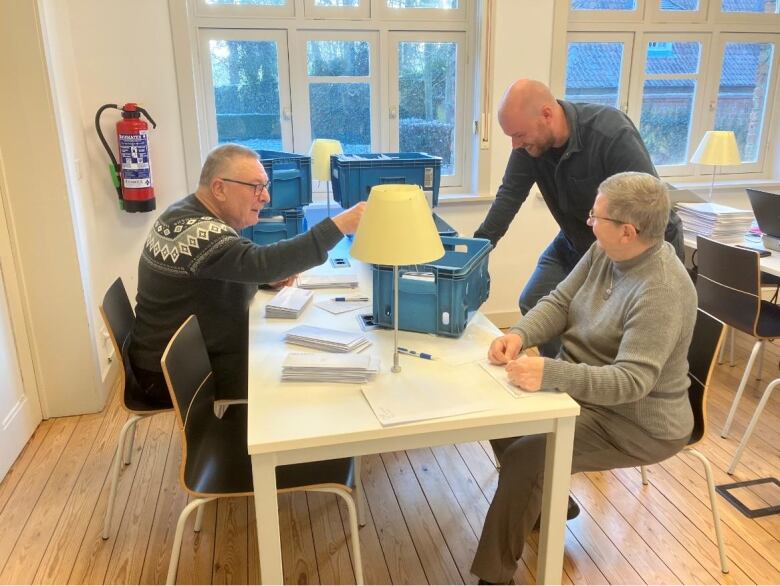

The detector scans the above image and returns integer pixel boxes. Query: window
[561,0,780,178]
[175,0,476,199]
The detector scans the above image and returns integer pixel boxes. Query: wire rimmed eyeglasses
[587,209,640,233]
[220,177,271,196]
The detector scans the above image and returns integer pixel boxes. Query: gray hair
[198,143,260,188]
[598,172,670,242]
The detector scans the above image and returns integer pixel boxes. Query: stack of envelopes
[281,353,380,383]
[285,325,371,352]
[265,286,313,318]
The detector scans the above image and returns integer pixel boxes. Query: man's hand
[332,201,367,235]
[505,355,544,392]
[488,333,524,365]
[268,274,297,289]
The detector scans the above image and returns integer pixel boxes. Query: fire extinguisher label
[119,132,152,188]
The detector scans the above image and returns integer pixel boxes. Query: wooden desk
[247,239,580,584]
[684,234,780,278]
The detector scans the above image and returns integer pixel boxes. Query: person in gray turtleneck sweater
[471,172,697,585]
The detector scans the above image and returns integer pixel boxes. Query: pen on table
[333,296,369,302]
[398,347,435,360]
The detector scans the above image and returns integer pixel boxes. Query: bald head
[497,79,568,156]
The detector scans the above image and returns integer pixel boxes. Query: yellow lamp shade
[690,131,742,166]
[351,184,445,266]
[309,139,343,181]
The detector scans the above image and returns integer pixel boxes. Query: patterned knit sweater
[512,241,697,440]
[130,194,343,397]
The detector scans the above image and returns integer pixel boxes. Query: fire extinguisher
[95,103,157,213]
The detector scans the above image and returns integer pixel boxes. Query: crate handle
[273,168,301,181]
[399,275,436,295]
[367,176,407,194]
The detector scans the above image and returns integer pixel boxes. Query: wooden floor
[1,330,779,585]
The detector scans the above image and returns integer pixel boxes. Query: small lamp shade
[309,139,343,181]
[351,184,444,266]
[690,131,741,166]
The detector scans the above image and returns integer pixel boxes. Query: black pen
[398,347,435,360]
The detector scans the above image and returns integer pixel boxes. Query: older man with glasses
[129,143,365,405]
[471,172,697,585]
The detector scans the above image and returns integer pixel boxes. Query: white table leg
[537,415,575,585]
[252,453,283,584]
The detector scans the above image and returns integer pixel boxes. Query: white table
[684,233,780,278]
[247,239,580,584]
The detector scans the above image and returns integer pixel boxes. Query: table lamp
[309,138,343,217]
[351,184,444,373]
[690,131,742,201]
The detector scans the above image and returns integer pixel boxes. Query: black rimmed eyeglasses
[220,177,271,196]
[587,209,640,233]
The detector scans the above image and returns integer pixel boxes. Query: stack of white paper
[676,202,754,244]
[297,274,359,289]
[285,324,371,353]
[265,286,313,318]
[281,353,380,383]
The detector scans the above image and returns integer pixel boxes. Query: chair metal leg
[310,487,364,585]
[640,465,649,485]
[167,497,215,585]
[722,339,763,437]
[756,342,765,382]
[354,457,366,527]
[718,326,728,365]
[122,417,138,466]
[728,328,736,367]
[103,414,142,539]
[686,448,729,574]
[728,377,780,475]
[194,500,207,532]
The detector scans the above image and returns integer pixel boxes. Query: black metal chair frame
[100,277,172,540]
[161,315,364,585]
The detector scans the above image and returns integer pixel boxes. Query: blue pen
[398,347,435,360]
[333,296,369,302]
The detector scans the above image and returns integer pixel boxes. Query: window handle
[389,105,398,119]
[282,107,292,120]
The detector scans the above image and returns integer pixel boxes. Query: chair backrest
[100,277,143,404]
[686,308,725,446]
[160,315,217,490]
[696,236,761,336]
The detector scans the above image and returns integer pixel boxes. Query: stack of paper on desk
[281,353,380,383]
[265,286,313,318]
[676,202,754,244]
[297,274,359,289]
[285,325,371,352]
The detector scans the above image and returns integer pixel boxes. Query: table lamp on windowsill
[690,131,742,201]
[350,184,444,373]
[309,138,343,217]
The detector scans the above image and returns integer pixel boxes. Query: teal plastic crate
[371,236,492,337]
[256,149,312,209]
[433,212,457,237]
[331,152,441,208]
[241,208,306,245]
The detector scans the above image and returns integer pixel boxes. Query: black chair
[100,277,172,539]
[695,236,780,437]
[161,315,364,585]
[640,309,728,573]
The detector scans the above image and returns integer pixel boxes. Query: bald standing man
[475,79,683,357]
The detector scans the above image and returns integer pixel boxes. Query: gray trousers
[470,404,690,583]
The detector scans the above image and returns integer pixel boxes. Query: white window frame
[387,31,468,187]
[290,30,381,151]
[564,32,635,114]
[555,0,780,182]
[196,0,295,19]
[304,0,371,20]
[568,0,645,24]
[628,32,711,176]
[170,0,477,196]
[197,29,294,151]
[645,0,708,23]
[376,0,467,22]
[702,32,780,175]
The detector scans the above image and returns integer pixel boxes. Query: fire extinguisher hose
[95,103,123,201]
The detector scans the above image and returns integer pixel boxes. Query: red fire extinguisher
[95,103,157,212]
